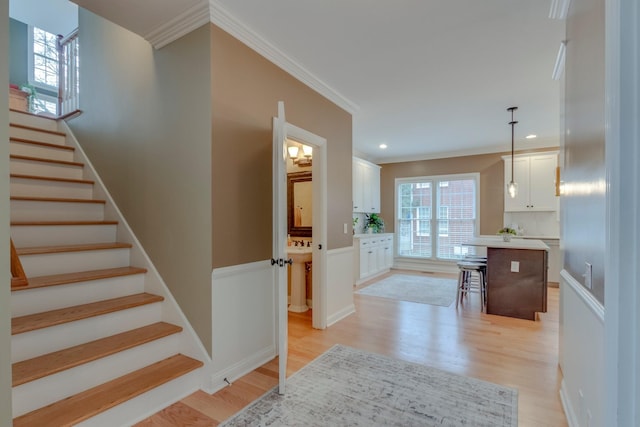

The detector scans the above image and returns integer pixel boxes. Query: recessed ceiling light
[379,144,388,149]
[525,134,537,139]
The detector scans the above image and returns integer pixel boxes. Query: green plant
[497,227,517,235]
[365,213,384,233]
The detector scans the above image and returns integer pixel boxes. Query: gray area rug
[220,345,517,427]
[355,274,458,306]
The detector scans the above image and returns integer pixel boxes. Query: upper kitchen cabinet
[503,152,559,212]
[353,157,381,213]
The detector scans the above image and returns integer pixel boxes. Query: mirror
[288,171,312,237]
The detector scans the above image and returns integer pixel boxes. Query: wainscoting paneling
[211,261,276,392]
[326,247,355,327]
[559,269,604,427]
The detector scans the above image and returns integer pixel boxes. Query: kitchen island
[465,237,549,320]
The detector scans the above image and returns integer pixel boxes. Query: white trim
[209,345,276,394]
[552,41,567,80]
[326,304,355,328]
[144,2,211,49]
[560,380,579,427]
[211,259,270,279]
[549,0,572,20]
[209,1,358,115]
[326,246,353,257]
[560,269,604,322]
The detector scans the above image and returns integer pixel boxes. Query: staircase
[8,109,210,426]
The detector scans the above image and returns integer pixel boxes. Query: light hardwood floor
[137,270,567,426]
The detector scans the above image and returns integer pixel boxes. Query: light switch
[343,223,348,234]
[510,261,520,273]
[584,262,592,289]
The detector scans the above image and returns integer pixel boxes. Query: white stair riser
[11,224,117,247]
[11,303,162,363]
[11,274,145,317]
[10,158,84,180]
[11,178,94,199]
[9,112,59,132]
[11,200,105,222]
[75,368,203,427]
[10,141,75,162]
[10,126,66,146]
[12,334,183,417]
[20,248,131,277]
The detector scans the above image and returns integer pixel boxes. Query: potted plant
[365,213,384,234]
[497,227,517,242]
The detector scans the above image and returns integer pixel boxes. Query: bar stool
[456,260,487,312]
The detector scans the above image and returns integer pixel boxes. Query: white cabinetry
[354,234,393,284]
[503,152,558,212]
[353,157,381,213]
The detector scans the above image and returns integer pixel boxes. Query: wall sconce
[288,144,312,167]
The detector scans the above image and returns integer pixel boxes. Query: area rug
[355,274,458,306]
[220,345,517,427]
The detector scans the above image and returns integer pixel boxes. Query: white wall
[559,270,604,426]
[1,0,13,422]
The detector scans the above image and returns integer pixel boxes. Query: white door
[272,102,288,394]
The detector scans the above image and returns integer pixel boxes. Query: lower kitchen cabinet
[354,233,394,285]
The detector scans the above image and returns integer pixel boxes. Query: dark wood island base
[486,247,548,320]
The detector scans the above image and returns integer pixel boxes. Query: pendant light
[507,106,518,198]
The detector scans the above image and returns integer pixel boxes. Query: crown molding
[208,1,359,115]
[144,1,211,49]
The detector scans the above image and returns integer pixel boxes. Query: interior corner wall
[70,10,213,353]
[379,152,509,236]
[562,0,606,303]
[210,24,352,269]
[9,17,28,86]
[1,0,13,422]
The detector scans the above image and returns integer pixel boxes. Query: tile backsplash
[503,211,560,238]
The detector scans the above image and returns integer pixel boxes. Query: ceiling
[22,0,566,163]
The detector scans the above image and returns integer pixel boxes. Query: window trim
[395,172,480,261]
[28,25,59,93]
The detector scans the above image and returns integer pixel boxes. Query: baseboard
[326,303,355,327]
[209,345,276,394]
[560,379,579,427]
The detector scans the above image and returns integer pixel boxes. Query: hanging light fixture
[507,106,518,198]
[287,143,312,167]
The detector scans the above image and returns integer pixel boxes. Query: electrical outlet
[343,223,348,234]
[510,261,520,273]
[584,262,592,289]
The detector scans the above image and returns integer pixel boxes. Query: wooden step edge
[10,154,84,168]
[10,122,67,137]
[10,196,106,204]
[10,108,58,121]
[10,173,94,185]
[11,292,162,335]
[10,137,74,151]
[12,266,147,292]
[16,242,132,256]
[11,220,118,226]
[13,354,203,427]
[12,322,183,386]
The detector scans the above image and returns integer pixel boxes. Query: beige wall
[1,0,13,420]
[563,0,605,303]
[379,149,557,236]
[211,24,352,268]
[71,11,213,352]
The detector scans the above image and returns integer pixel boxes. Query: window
[31,27,59,90]
[396,174,478,260]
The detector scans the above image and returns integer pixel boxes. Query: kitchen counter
[465,237,549,251]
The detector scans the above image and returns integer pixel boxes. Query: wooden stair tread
[16,242,132,255]
[10,196,105,204]
[11,220,118,226]
[10,122,66,137]
[12,292,161,335]
[12,322,183,386]
[10,136,74,151]
[10,108,58,120]
[10,173,94,185]
[13,266,147,292]
[13,354,203,427]
[10,154,84,167]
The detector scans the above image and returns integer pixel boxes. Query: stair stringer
[56,121,214,420]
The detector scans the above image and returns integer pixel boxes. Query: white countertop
[464,237,550,251]
[353,233,393,238]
